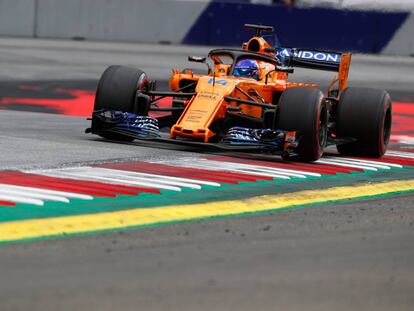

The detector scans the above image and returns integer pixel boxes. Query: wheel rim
[318,106,328,148]
[383,107,392,146]
[319,122,327,148]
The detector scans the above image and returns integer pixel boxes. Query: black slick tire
[94,65,149,113]
[93,65,149,141]
[276,87,328,162]
[336,87,392,157]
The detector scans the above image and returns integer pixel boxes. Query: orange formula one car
[87,24,392,161]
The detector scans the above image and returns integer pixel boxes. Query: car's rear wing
[276,47,352,91]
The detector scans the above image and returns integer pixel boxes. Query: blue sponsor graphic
[276,48,341,63]
[207,78,228,86]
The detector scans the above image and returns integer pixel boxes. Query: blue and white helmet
[234,59,259,80]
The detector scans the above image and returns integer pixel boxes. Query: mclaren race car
[87,24,392,162]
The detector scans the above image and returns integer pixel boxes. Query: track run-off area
[0,38,414,311]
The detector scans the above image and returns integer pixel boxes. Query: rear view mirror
[188,56,211,74]
[188,56,206,63]
[276,66,294,74]
[265,66,294,84]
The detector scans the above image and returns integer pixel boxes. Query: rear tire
[93,65,149,141]
[336,87,392,157]
[276,87,328,162]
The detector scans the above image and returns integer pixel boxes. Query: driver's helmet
[234,59,259,80]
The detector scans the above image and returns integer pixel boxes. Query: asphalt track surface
[1,38,414,310]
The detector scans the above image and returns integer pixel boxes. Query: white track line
[0,188,69,203]
[74,167,221,187]
[202,160,322,177]
[328,156,403,168]
[160,161,291,179]
[208,162,308,178]
[224,168,298,179]
[159,160,310,179]
[33,170,182,192]
[324,157,391,170]
[386,151,414,159]
[391,136,414,145]
[0,194,44,206]
[53,167,201,189]
[205,160,322,177]
[0,183,93,200]
[316,159,378,171]
[387,150,414,156]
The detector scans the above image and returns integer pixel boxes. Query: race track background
[0,38,413,311]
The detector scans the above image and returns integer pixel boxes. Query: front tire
[336,87,392,157]
[276,87,328,162]
[93,65,149,141]
[94,65,149,113]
